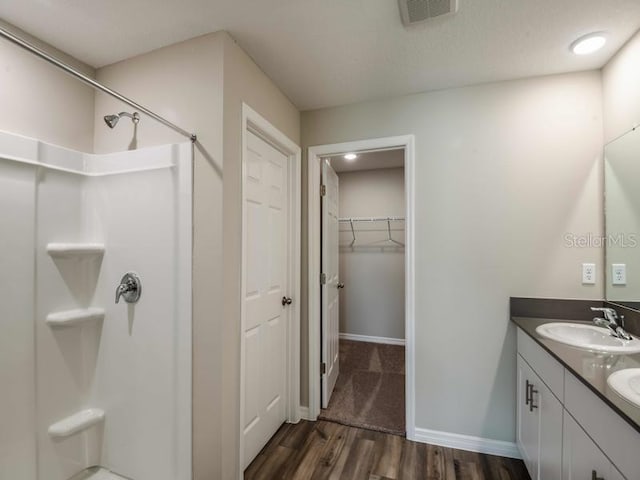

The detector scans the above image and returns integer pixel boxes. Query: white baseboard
[298,406,312,421]
[339,333,405,346]
[413,427,521,459]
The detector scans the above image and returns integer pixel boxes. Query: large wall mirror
[605,127,640,310]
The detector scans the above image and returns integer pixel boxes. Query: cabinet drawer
[565,372,640,480]
[517,328,564,401]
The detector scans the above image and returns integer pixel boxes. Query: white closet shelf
[46,307,105,327]
[48,408,105,438]
[46,243,105,258]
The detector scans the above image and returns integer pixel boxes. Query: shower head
[103,111,140,129]
[104,114,120,128]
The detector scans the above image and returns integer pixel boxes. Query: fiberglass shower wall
[0,130,192,480]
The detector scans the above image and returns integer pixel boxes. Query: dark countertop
[513,316,640,434]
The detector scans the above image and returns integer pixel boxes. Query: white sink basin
[608,368,640,407]
[535,322,640,355]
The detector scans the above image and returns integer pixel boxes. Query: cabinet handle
[528,382,538,412]
[524,380,538,411]
[592,470,604,480]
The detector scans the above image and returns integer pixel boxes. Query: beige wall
[0,21,95,151]
[338,167,405,339]
[603,29,640,143]
[221,33,300,479]
[93,32,226,480]
[301,71,604,441]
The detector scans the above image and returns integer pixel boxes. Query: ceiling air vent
[398,0,458,26]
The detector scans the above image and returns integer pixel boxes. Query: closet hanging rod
[338,216,405,223]
[0,26,197,143]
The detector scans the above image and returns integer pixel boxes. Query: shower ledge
[48,408,105,438]
[46,307,105,327]
[46,243,105,258]
[69,467,129,480]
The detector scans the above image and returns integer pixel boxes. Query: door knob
[337,283,345,289]
[282,296,293,306]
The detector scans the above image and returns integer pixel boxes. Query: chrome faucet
[115,272,142,304]
[591,307,632,340]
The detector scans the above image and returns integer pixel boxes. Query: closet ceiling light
[344,153,358,161]
[571,33,607,55]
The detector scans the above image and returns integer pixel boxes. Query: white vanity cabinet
[516,351,562,479]
[516,328,632,480]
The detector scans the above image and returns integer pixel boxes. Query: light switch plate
[582,263,596,284]
[612,264,627,285]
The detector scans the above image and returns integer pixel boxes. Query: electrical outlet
[612,264,627,285]
[582,263,596,285]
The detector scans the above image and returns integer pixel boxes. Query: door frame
[306,135,416,439]
[239,103,301,472]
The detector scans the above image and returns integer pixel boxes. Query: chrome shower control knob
[115,272,142,304]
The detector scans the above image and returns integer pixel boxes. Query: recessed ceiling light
[571,33,607,55]
[344,153,358,161]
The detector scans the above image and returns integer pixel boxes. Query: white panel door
[242,130,290,469]
[321,160,340,408]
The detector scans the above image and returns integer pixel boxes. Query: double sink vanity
[511,114,640,480]
[512,300,640,480]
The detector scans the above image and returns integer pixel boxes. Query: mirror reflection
[605,127,640,310]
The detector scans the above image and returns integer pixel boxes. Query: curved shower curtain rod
[0,26,197,143]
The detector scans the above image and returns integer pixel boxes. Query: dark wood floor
[244,420,530,480]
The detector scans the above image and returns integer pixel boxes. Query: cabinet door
[537,373,563,480]
[517,355,539,479]
[563,413,624,480]
[517,354,563,480]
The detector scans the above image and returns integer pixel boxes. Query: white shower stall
[0,130,192,480]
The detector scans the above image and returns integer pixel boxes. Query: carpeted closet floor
[318,339,405,436]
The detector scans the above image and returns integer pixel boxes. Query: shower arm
[119,112,139,123]
[0,26,197,143]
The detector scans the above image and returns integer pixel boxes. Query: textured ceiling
[1,0,639,110]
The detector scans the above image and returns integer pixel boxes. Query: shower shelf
[46,243,105,258]
[69,467,129,480]
[48,408,105,438]
[46,308,105,327]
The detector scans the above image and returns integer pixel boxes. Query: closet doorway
[307,135,416,439]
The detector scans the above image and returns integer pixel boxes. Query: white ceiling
[1,1,639,110]
[328,149,404,173]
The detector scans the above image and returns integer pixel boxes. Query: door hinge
[321,362,326,375]
[320,184,326,196]
[320,273,327,285]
